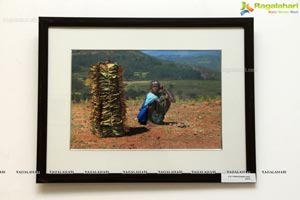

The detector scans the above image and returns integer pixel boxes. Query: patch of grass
[125,80,221,100]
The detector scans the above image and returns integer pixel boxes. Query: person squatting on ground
[137,80,175,125]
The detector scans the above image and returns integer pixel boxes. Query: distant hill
[71,50,220,102]
[142,50,221,71]
[72,50,220,81]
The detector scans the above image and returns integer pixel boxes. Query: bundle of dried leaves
[89,61,127,137]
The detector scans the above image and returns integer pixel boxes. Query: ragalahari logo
[240,2,255,15]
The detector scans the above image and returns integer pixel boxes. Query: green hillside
[142,50,221,71]
[72,50,221,80]
[169,55,221,71]
[71,50,220,102]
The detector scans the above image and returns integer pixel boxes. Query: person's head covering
[150,80,160,88]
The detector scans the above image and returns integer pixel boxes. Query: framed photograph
[37,17,256,183]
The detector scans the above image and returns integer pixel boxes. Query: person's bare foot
[146,120,156,126]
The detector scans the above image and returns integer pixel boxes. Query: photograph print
[71,50,222,149]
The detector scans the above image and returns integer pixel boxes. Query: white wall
[0,0,300,199]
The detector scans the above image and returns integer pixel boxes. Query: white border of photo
[47,27,245,173]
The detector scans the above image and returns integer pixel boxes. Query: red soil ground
[71,100,221,149]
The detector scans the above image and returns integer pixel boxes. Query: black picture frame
[37,17,255,183]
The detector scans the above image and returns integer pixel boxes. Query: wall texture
[0,0,300,199]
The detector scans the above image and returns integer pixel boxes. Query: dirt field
[71,99,221,149]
